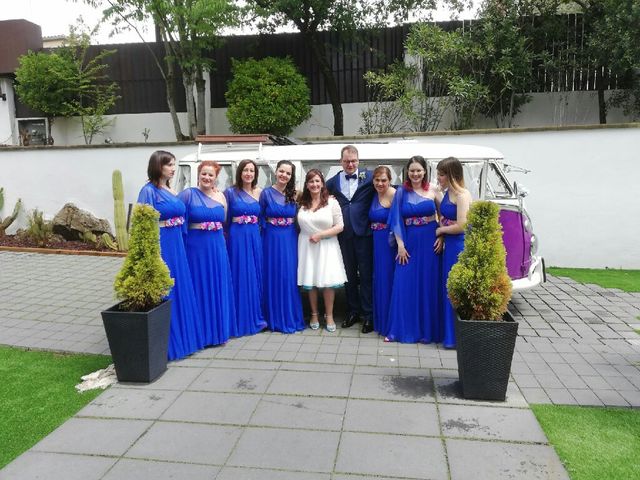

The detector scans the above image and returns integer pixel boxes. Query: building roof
[0,19,43,74]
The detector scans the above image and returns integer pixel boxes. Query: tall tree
[88,0,238,139]
[244,0,464,136]
[563,0,640,123]
[472,0,562,127]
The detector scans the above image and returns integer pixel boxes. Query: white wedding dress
[297,197,347,289]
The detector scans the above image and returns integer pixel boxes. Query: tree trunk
[305,32,344,136]
[165,59,187,141]
[596,66,607,124]
[195,69,207,135]
[183,71,197,139]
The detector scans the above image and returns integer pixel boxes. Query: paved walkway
[1,251,639,479]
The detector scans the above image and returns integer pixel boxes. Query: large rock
[52,203,112,241]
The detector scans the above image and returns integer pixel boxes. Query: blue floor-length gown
[386,186,441,343]
[369,195,395,337]
[179,187,236,346]
[440,190,465,348]
[137,183,203,360]
[224,187,267,336]
[259,187,304,333]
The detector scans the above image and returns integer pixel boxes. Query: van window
[175,165,191,192]
[217,165,233,189]
[486,163,513,199]
[257,165,275,188]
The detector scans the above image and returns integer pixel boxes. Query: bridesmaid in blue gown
[368,166,396,337]
[224,160,267,337]
[259,160,304,333]
[386,156,441,343]
[435,156,472,349]
[137,150,203,360]
[179,160,236,347]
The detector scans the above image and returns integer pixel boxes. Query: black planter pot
[455,311,518,401]
[101,300,171,383]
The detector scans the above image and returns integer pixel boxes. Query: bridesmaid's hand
[396,245,410,265]
[434,236,443,254]
[435,226,443,236]
[310,233,322,243]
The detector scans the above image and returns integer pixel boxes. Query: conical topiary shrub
[114,203,173,311]
[103,203,175,383]
[446,200,516,401]
[447,200,512,320]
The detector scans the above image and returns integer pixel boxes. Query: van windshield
[486,163,514,199]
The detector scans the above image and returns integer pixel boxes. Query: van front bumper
[512,256,546,292]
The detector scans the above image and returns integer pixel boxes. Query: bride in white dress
[297,169,347,332]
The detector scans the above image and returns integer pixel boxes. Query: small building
[0,19,44,146]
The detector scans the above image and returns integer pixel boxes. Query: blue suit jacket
[326,170,375,238]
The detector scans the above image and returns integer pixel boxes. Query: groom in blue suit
[326,145,375,333]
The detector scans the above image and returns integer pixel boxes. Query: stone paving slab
[0,452,117,480]
[125,422,241,465]
[336,432,448,479]
[102,459,220,480]
[447,439,569,480]
[228,427,340,473]
[32,418,152,457]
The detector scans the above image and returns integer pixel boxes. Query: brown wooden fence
[14,14,631,117]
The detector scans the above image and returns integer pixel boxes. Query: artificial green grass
[532,404,640,480]
[547,267,640,292]
[0,346,111,468]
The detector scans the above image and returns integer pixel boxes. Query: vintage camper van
[175,136,545,291]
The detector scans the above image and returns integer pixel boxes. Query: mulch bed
[0,235,126,257]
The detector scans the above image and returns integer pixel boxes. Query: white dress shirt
[339,169,359,200]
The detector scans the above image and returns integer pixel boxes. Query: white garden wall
[3,90,633,146]
[1,125,639,269]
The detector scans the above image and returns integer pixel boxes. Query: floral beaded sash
[231,215,259,224]
[159,216,185,228]
[370,222,388,230]
[189,221,223,231]
[266,217,294,226]
[404,215,436,226]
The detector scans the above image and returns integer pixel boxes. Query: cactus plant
[112,170,128,251]
[81,229,98,245]
[26,209,54,247]
[0,187,22,236]
[99,233,118,251]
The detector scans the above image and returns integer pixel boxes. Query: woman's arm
[310,199,344,243]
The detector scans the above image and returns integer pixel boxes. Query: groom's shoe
[361,318,374,334]
[342,313,359,329]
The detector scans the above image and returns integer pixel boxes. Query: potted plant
[101,204,174,383]
[447,201,515,401]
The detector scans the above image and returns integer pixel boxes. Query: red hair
[198,160,221,176]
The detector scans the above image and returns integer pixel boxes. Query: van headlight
[530,234,538,255]
[523,213,533,234]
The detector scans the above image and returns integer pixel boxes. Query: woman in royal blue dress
[386,156,441,343]
[224,160,267,337]
[137,150,203,360]
[368,166,396,337]
[179,160,236,347]
[259,160,304,333]
[435,156,472,349]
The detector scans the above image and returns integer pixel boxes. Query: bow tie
[345,173,357,180]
